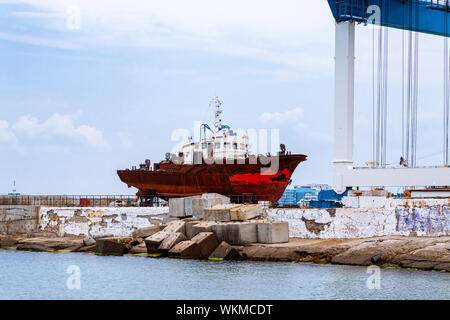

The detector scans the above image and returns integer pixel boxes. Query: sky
[0,0,447,195]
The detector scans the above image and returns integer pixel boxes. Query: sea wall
[38,207,169,238]
[0,206,39,235]
[267,197,450,239]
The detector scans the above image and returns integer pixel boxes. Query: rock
[257,221,289,244]
[0,236,21,247]
[230,205,262,221]
[168,240,202,259]
[209,241,243,260]
[158,232,187,252]
[16,244,54,252]
[129,243,148,254]
[18,237,83,251]
[371,255,382,264]
[163,220,186,236]
[83,236,96,246]
[95,238,125,256]
[228,222,258,245]
[145,231,169,253]
[204,204,241,222]
[131,225,164,238]
[169,198,185,217]
[191,232,219,258]
[243,245,303,262]
[74,244,97,253]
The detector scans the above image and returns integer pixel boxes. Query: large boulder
[168,240,202,259]
[83,236,96,246]
[163,220,186,236]
[131,225,164,238]
[145,231,169,253]
[95,238,125,256]
[158,232,187,253]
[16,244,54,252]
[191,232,219,258]
[209,241,244,260]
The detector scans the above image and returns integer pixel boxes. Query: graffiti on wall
[396,205,450,233]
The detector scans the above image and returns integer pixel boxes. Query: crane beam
[327,0,450,38]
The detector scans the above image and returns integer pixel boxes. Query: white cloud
[0,120,17,143]
[11,113,105,147]
[0,0,334,73]
[260,107,304,123]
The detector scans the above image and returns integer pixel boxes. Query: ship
[117,97,307,204]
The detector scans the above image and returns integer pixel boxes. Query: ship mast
[212,96,223,133]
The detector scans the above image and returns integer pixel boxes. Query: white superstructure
[180,97,249,164]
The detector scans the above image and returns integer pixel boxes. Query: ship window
[215,142,221,149]
[232,143,238,150]
[240,143,245,150]
[224,142,231,149]
[202,143,207,149]
[185,152,190,158]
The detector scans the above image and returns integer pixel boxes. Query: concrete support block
[185,220,201,239]
[209,241,243,260]
[169,198,185,217]
[191,232,219,258]
[257,221,289,244]
[184,196,201,217]
[158,232,187,252]
[230,205,262,221]
[168,240,202,259]
[204,204,241,222]
[191,221,217,237]
[192,197,229,219]
[163,220,186,236]
[211,223,230,243]
[145,231,169,253]
[202,193,231,204]
[228,222,258,245]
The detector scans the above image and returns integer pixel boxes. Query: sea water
[0,250,448,300]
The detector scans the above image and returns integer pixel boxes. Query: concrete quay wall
[0,206,39,235]
[38,207,169,238]
[267,197,450,239]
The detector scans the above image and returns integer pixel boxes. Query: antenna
[211,96,223,132]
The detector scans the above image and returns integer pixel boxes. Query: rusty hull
[117,154,307,203]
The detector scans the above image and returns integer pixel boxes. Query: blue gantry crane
[326,0,450,193]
